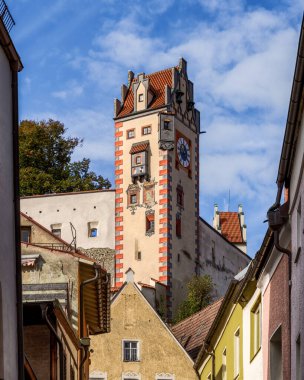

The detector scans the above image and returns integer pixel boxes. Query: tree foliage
[174,275,214,323]
[19,119,111,196]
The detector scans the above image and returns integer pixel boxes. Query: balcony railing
[0,0,15,33]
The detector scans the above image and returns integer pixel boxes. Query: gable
[90,282,198,379]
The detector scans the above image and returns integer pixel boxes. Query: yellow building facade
[196,282,244,380]
[90,275,199,380]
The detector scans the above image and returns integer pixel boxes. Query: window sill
[123,360,140,362]
[250,346,261,363]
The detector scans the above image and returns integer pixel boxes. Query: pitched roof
[129,141,150,154]
[171,298,223,360]
[117,67,173,118]
[219,212,243,243]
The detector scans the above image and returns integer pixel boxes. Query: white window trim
[155,374,175,380]
[222,347,227,380]
[234,327,240,378]
[122,371,141,380]
[122,339,140,362]
[89,371,107,380]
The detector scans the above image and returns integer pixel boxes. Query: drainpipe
[79,264,100,380]
[11,66,24,380]
[203,342,215,380]
[42,304,64,380]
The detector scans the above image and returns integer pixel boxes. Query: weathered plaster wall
[20,190,115,249]
[90,282,198,380]
[199,218,250,299]
[21,244,80,331]
[0,44,18,380]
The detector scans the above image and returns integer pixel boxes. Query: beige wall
[0,44,18,380]
[21,190,115,249]
[120,112,162,284]
[90,282,198,380]
[22,245,80,331]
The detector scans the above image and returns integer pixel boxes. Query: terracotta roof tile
[129,141,149,154]
[219,212,243,243]
[171,298,223,360]
[117,67,173,118]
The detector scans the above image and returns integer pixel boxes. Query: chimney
[238,204,247,243]
[213,203,220,231]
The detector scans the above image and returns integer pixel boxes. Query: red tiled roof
[117,67,173,118]
[171,298,223,360]
[219,212,243,243]
[129,141,149,154]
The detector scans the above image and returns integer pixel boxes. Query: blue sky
[7,0,303,256]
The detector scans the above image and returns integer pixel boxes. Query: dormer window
[130,141,149,181]
[138,93,144,102]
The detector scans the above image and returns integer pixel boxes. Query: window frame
[222,347,227,380]
[127,129,135,139]
[234,327,240,378]
[250,296,262,360]
[21,226,31,243]
[142,125,152,135]
[122,340,140,362]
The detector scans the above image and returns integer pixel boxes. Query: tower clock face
[177,137,191,167]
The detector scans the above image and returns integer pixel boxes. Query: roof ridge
[131,66,174,83]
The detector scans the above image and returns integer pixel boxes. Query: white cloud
[52,82,84,100]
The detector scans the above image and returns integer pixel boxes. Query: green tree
[19,119,111,196]
[174,275,214,323]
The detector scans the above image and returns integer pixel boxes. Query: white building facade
[0,4,23,379]
[21,190,115,250]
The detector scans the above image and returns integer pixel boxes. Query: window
[135,251,142,261]
[176,213,181,238]
[164,120,170,130]
[138,93,144,102]
[21,227,31,243]
[123,341,139,361]
[89,228,98,237]
[136,156,141,165]
[207,374,212,380]
[234,328,240,378]
[270,326,282,380]
[127,129,135,139]
[52,228,61,238]
[130,194,137,204]
[176,185,184,208]
[251,297,262,359]
[296,335,301,380]
[142,126,151,135]
[146,211,155,236]
[222,348,227,380]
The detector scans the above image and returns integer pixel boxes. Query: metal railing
[33,242,74,252]
[0,0,15,33]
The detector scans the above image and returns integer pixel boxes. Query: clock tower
[113,58,200,318]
